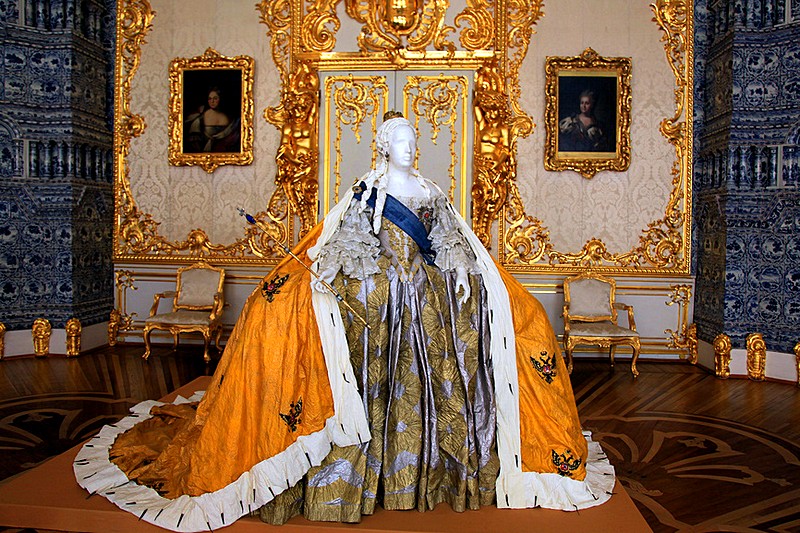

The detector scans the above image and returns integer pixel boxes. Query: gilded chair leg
[565,342,574,374]
[214,326,223,352]
[172,333,179,351]
[609,345,615,369]
[202,331,211,363]
[142,326,153,360]
[631,344,641,377]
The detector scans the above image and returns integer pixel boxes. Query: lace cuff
[428,196,479,273]
[316,202,381,280]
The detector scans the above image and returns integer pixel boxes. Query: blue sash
[353,182,436,265]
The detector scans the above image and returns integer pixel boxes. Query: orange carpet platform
[0,377,652,533]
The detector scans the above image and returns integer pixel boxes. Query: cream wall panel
[113,0,693,360]
[519,275,695,361]
[516,0,675,253]
[128,0,281,246]
[113,269,693,362]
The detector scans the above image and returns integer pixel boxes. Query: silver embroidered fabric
[316,188,478,279]
[261,187,498,524]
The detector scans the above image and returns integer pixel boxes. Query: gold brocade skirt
[261,255,499,523]
[105,225,589,527]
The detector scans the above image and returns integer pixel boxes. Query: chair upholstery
[563,271,641,377]
[142,261,225,362]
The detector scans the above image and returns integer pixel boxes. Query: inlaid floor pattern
[1,346,799,532]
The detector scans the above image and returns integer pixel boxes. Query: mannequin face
[387,125,416,171]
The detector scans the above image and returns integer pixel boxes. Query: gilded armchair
[142,261,225,362]
[563,271,641,377]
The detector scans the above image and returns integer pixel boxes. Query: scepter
[238,208,370,330]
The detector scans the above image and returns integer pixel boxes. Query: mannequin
[74,114,614,533]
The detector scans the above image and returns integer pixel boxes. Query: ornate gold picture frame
[544,48,632,179]
[168,48,254,173]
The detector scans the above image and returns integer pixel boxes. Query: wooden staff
[238,208,370,329]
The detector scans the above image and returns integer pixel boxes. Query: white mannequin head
[363,115,426,234]
[386,123,416,174]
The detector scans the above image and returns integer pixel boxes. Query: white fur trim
[441,196,615,511]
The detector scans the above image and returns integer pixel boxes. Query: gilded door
[318,70,474,220]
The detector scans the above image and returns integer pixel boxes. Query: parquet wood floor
[1,347,799,532]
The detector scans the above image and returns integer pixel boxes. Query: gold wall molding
[108,309,122,346]
[405,75,468,201]
[112,269,137,345]
[746,333,766,381]
[113,1,267,262]
[713,333,731,379]
[499,0,693,274]
[323,75,389,210]
[113,0,692,274]
[114,0,542,262]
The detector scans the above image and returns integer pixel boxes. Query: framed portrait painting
[544,48,632,179]
[168,48,254,173]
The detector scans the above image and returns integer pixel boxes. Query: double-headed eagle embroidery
[530,350,557,383]
[262,273,289,302]
[552,449,582,477]
[280,397,303,432]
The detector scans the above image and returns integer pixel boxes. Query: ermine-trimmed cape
[75,184,614,532]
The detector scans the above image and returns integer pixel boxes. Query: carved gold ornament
[794,342,800,387]
[345,0,455,53]
[502,1,693,273]
[114,0,692,272]
[108,309,122,347]
[32,318,52,357]
[664,284,696,362]
[405,75,468,202]
[686,323,698,365]
[167,48,255,173]
[472,60,512,248]
[267,60,321,237]
[713,333,731,379]
[454,0,494,51]
[544,48,632,179]
[746,333,766,381]
[323,75,389,210]
[113,270,138,340]
[66,318,82,357]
